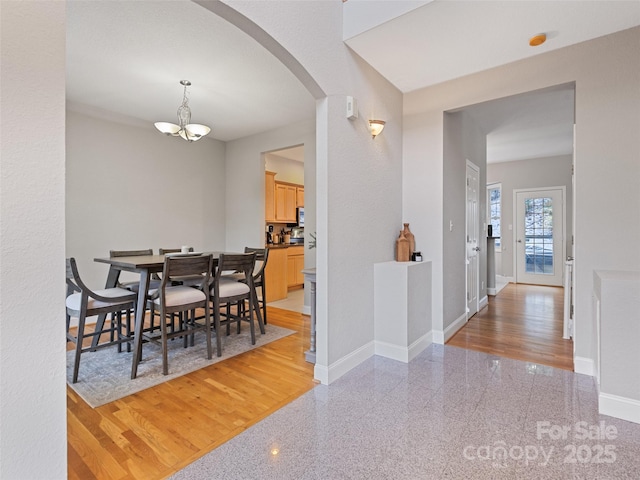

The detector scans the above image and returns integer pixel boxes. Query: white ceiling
[67,1,640,161]
[345,0,639,163]
[66,1,315,142]
[345,1,640,94]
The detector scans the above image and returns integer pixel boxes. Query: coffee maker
[266,224,274,244]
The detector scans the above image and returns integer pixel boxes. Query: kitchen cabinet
[287,245,305,288]
[265,172,303,223]
[275,183,297,222]
[296,187,304,207]
[264,247,288,302]
[265,171,276,222]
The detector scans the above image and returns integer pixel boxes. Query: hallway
[447,283,574,371]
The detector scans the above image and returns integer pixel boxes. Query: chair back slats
[162,254,212,289]
[244,247,269,278]
[216,253,256,284]
[159,247,193,255]
[110,249,153,258]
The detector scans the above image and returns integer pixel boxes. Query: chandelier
[154,80,211,142]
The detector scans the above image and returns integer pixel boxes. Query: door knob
[517,239,522,243]
[474,247,480,251]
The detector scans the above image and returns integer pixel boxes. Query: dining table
[94,251,265,379]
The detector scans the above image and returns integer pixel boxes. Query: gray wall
[487,154,573,279]
[66,109,227,289]
[443,110,488,331]
[218,0,404,383]
[0,2,67,477]
[224,119,316,309]
[404,27,640,368]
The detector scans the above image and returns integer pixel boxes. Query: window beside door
[487,183,501,249]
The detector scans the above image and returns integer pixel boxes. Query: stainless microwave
[297,207,304,227]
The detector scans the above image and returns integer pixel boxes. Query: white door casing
[514,187,566,287]
[466,161,480,318]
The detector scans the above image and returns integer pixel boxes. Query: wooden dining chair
[109,248,162,337]
[109,248,157,290]
[225,247,269,328]
[159,248,204,287]
[141,253,214,375]
[66,257,138,383]
[211,252,261,356]
[245,247,269,326]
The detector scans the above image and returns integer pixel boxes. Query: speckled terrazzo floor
[170,344,640,479]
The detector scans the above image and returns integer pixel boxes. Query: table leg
[131,270,151,379]
[91,266,121,349]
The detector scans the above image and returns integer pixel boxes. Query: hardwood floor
[447,283,574,371]
[67,307,316,480]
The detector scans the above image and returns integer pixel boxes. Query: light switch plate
[346,96,358,119]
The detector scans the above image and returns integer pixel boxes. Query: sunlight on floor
[267,288,305,314]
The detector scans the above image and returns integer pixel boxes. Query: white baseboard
[302,305,311,315]
[574,356,595,376]
[498,275,515,284]
[599,392,640,424]
[375,331,432,363]
[487,288,497,295]
[445,312,468,342]
[314,341,375,385]
[479,295,488,310]
[433,311,468,345]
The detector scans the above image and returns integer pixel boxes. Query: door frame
[512,186,566,286]
[466,160,480,319]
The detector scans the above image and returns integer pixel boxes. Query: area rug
[67,325,295,408]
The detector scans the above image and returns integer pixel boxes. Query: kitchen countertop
[266,243,305,249]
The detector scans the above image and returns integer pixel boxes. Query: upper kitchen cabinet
[296,187,304,207]
[264,146,304,223]
[265,171,276,222]
[266,172,302,223]
[275,182,298,223]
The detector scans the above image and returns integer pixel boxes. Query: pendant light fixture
[154,80,211,142]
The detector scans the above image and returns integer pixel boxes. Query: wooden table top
[94,252,227,270]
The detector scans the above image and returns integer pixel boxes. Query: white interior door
[466,162,480,318]
[515,188,565,286]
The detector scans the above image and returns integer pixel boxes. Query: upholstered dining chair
[109,249,158,291]
[210,252,260,356]
[109,248,162,337]
[245,247,269,326]
[66,257,138,384]
[224,247,269,327]
[159,247,204,287]
[141,253,213,376]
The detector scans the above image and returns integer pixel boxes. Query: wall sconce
[369,119,385,139]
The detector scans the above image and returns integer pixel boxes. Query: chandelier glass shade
[155,80,211,142]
